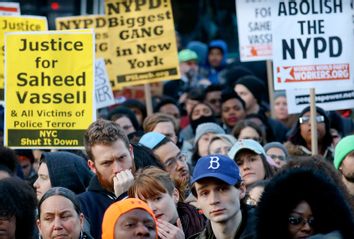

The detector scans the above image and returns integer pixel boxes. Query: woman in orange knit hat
[102,198,157,239]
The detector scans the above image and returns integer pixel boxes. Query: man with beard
[334,135,354,199]
[78,119,135,239]
[139,132,190,191]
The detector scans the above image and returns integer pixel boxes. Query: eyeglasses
[163,153,187,169]
[268,154,286,161]
[288,215,315,227]
[299,115,325,124]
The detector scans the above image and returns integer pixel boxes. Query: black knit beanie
[236,75,265,103]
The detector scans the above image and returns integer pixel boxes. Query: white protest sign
[95,58,115,109]
[236,0,272,61]
[273,0,354,90]
[0,2,20,16]
[287,87,354,114]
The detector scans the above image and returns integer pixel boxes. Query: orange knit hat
[102,198,157,239]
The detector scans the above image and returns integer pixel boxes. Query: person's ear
[37,219,42,236]
[239,181,246,200]
[88,160,96,174]
[129,144,134,160]
[79,213,84,229]
[172,188,180,204]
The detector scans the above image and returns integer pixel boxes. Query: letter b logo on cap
[208,156,220,170]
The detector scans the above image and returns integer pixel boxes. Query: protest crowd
[1,1,354,239]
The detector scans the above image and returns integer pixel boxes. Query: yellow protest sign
[5,31,95,148]
[55,15,111,64]
[105,0,180,89]
[0,16,47,99]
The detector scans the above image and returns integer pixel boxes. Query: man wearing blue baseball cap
[190,154,255,239]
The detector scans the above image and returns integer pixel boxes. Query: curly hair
[84,119,130,161]
[256,168,354,239]
[0,177,37,239]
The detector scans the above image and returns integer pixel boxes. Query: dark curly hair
[0,177,37,239]
[256,168,354,239]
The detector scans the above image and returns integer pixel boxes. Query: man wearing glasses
[139,132,190,184]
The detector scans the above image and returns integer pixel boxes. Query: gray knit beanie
[194,122,225,144]
[263,142,289,159]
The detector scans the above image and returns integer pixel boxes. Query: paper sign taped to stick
[236,0,272,61]
[287,87,354,114]
[5,30,95,148]
[272,0,354,90]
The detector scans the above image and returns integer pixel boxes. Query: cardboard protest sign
[273,0,354,90]
[5,31,95,148]
[0,2,20,16]
[287,87,354,114]
[95,58,115,109]
[105,0,180,89]
[236,0,272,61]
[0,16,47,100]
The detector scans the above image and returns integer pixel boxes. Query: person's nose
[176,158,186,170]
[135,223,151,237]
[242,160,251,170]
[112,160,122,174]
[300,221,313,233]
[33,178,39,189]
[53,216,63,230]
[147,201,157,214]
[209,191,220,205]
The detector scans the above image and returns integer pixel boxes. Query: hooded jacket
[201,40,228,85]
[43,151,93,194]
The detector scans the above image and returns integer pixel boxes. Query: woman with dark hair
[220,88,246,133]
[285,106,333,162]
[255,168,354,239]
[282,155,354,211]
[228,139,275,189]
[37,187,93,239]
[232,119,266,145]
[122,99,147,126]
[180,101,216,141]
[107,106,143,143]
[0,177,37,239]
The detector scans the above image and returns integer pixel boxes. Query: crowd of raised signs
[1,38,354,239]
